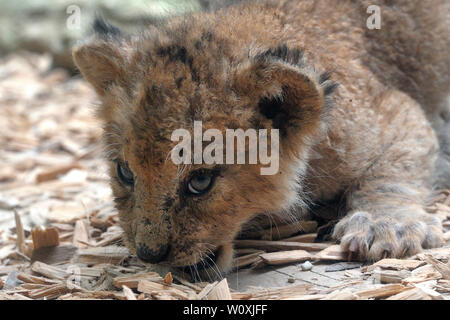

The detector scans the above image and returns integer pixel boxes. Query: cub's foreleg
[332,91,444,261]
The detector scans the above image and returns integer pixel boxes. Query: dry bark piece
[73,219,90,249]
[386,287,433,300]
[260,250,312,265]
[355,284,408,299]
[205,279,232,300]
[122,285,137,300]
[372,269,412,284]
[322,289,358,300]
[31,244,78,264]
[196,281,218,300]
[0,244,16,261]
[31,261,68,280]
[14,211,30,256]
[73,246,130,265]
[313,245,346,261]
[325,262,362,272]
[35,163,82,183]
[28,283,72,299]
[163,272,173,285]
[259,250,312,266]
[31,227,60,249]
[137,280,192,300]
[232,284,312,300]
[401,265,443,284]
[420,254,450,280]
[232,252,264,269]
[234,240,330,252]
[364,259,426,272]
[283,233,317,243]
[261,221,318,240]
[234,248,264,256]
[17,273,61,285]
[43,203,87,224]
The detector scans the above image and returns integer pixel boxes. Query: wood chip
[36,163,82,183]
[325,262,362,272]
[401,265,443,284]
[137,280,191,300]
[420,254,450,280]
[234,240,330,252]
[232,252,264,269]
[31,227,60,249]
[28,283,71,299]
[43,203,87,224]
[113,272,162,289]
[31,261,68,280]
[313,245,345,261]
[72,219,90,249]
[17,273,61,285]
[232,284,312,300]
[196,281,218,300]
[355,284,408,299]
[259,250,312,266]
[205,279,232,300]
[372,269,411,284]
[31,244,78,264]
[73,246,129,265]
[261,221,318,240]
[283,233,317,243]
[163,272,173,285]
[122,285,137,300]
[364,259,426,272]
[14,211,29,256]
[385,287,432,300]
[322,288,358,300]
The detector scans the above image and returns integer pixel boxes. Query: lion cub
[73,0,449,280]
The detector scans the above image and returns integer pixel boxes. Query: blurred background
[0,0,205,69]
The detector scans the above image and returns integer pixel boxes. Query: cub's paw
[332,210,443,262]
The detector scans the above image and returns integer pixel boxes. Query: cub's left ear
[233,46,338,141]
[72,18,127,97]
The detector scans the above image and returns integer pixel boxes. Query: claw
[347,239,359,261]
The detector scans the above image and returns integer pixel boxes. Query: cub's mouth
[175,246,224,282]
[174,245,233,282]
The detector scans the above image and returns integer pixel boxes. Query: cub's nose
[136,244,170,263]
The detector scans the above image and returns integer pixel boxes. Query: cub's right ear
[72,19,126,97]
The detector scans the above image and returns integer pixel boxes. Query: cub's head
[73,17,336,280]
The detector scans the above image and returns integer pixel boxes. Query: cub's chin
[174,242,234,282]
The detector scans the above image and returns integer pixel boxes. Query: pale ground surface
[0,53,449,300]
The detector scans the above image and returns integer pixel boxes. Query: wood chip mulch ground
[1,53,449,300]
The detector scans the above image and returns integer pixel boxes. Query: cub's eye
[116,162,134,186]
[187,174,213,195]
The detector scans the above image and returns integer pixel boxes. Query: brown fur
[73,0,449,280]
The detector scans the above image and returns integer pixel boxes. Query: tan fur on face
[73,0,448,279]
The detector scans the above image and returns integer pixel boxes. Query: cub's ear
[233,45,338,141]
[72,18,126,97]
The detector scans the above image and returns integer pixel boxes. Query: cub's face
[73,19,335,280]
